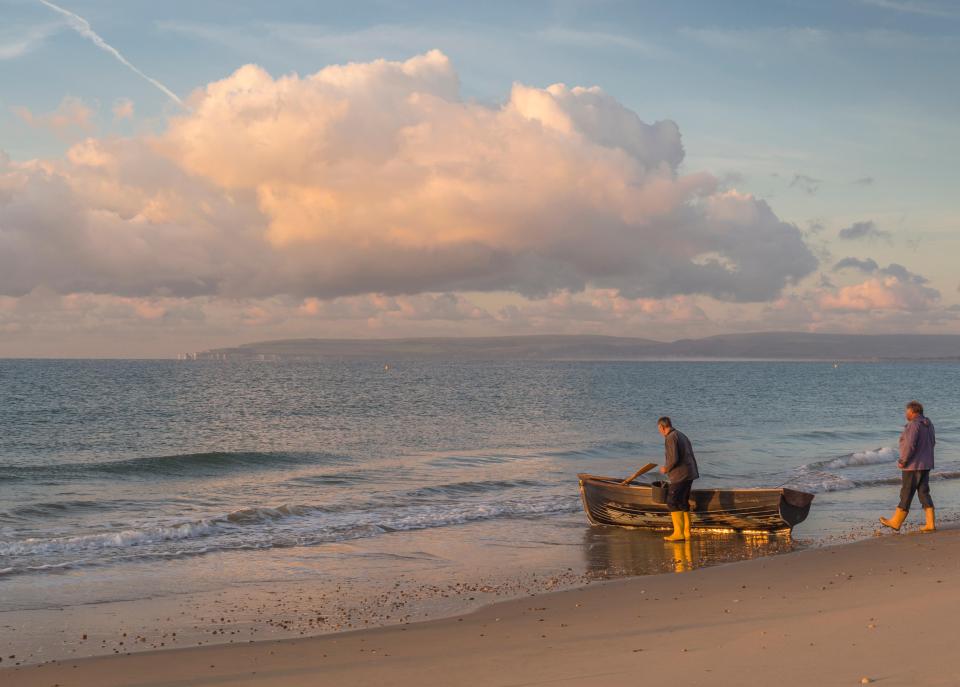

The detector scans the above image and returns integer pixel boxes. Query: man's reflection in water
[582,526,800,578]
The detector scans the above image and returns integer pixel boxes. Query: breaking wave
[806,447,898,471]
[0,493,580,576]
[785,445,960,493]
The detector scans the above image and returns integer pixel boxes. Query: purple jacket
[898,415,935,471]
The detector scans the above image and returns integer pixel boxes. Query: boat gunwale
[577,473,805,496]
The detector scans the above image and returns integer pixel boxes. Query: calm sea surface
[2,360,959,621]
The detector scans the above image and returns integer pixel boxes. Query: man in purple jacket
[880,400,936,532]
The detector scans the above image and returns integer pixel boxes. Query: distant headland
[182,333,960,362]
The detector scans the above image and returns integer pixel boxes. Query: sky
[1,0,958,357]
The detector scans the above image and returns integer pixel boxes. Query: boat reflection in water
[582,525,801,579]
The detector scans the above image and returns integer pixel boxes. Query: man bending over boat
[658,416,699,542]
[880,400,936,532]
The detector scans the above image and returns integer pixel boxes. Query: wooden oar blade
[620,462,658,485]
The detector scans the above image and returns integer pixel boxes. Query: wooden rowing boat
[577,473,814,532]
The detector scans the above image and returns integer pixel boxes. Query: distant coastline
[184,332,960,362]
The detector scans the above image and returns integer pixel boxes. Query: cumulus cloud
[299,292,490,323]
[880,263,930,284]
[819,261,938,312]
[494,290,707,333]
[819,275,939,312]
[112,98,134,120]
[13,96,95,135]
[745,259,946,334]
[833,256,880,273]
[0,286,727,356]
[0,51,817,310]
[838,220,890,241]
[833,257,930,284]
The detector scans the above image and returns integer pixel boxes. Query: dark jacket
[899,415,935,471]
[664,428,699,482]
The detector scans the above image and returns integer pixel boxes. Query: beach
[4,527,958,687]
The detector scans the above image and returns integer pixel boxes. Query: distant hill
[186,333,960,361]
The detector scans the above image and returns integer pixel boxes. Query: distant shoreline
[176,332,960,362]
[3,332,960,361]
[5,356,960,363]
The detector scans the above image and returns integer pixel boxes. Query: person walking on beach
[658,416,699,542]
[880,400,936,532]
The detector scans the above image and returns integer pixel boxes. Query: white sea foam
[0,520,223,557]
[785,471,859,493]
[821,447,898,470]
[787,447,900,493]
[0,495,580,561]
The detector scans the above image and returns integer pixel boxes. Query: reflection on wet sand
[582,525,802,578]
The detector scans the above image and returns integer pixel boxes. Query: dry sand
[4,528,959,687]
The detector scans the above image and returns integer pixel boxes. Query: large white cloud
[0,50,817,302]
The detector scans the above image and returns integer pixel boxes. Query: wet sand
[0,517,804,666]
[5,526,958,687]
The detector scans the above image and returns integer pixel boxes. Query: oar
[620,462,658,486]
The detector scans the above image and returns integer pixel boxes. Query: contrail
[37,0,185,108]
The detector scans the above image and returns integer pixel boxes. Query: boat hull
[577,474,814,532]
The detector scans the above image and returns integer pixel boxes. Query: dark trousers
[667,479,693,512]
[898,470,933,511]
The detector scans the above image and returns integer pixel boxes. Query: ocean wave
[0,495,579,563]
[0,560,84,576]
[0,520,226,556]
[784,471,859,493]
[804,447,898,471]
[0,503,328,557]
[224,504,318,523]
[784,428,886,440]
[785,469,960,494]
[0,451,348,482]
[0,499,120,522]
[426,453,516,467]
[405,478,541,498]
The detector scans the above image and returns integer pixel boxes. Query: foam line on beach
[0,494,581,575]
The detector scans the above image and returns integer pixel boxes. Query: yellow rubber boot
[683,512,692,539]
[921,508,936,533]
[664,512,685,541]
[879,508,908,531]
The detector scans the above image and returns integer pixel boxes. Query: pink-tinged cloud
[0,51,817,305]
[112,98,134,120]
[13,96,95,136]
[819,275,940,312]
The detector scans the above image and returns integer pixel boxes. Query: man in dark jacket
[880,400,936,532]
[658,416,699,541]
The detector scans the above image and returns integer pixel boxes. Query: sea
[1,359,958,663]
